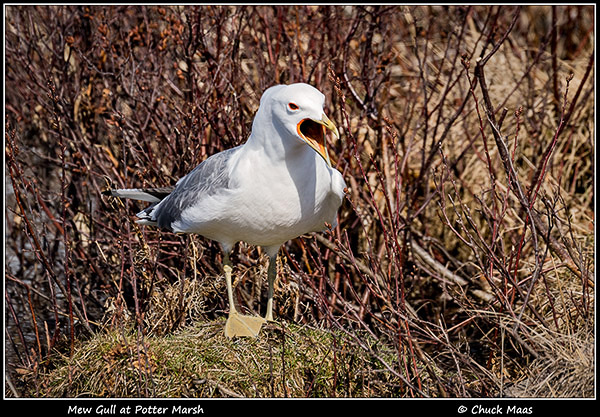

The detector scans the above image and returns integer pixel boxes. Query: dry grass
[5,5,594,398]
[19,319,403,398]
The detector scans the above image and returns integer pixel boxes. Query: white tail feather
[110,189,161,203]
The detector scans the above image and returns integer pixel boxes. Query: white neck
[243,105,310,167]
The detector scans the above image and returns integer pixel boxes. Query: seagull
[105,83,346,337]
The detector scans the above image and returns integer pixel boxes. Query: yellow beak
[297,113,339,167]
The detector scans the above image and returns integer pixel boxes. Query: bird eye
[288,102,299,111]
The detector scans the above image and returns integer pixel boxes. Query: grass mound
[20,321,403,398]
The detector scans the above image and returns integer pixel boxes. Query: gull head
[260,83,339,167]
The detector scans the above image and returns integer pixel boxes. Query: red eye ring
[288,102,299,110]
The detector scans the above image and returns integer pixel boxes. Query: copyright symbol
[458,405,468,414]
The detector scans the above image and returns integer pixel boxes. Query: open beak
[297,113,339,167]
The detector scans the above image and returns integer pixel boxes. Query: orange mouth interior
[297,119,328,163]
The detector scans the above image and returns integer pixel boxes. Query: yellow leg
[264,253,277,322]
[224,255,237,315]
[223,253,266,338]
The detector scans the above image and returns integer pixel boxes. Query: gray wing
[145,145,241,230]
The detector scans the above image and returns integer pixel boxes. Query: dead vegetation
[18,319,405,398]
[5,5,594,398]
